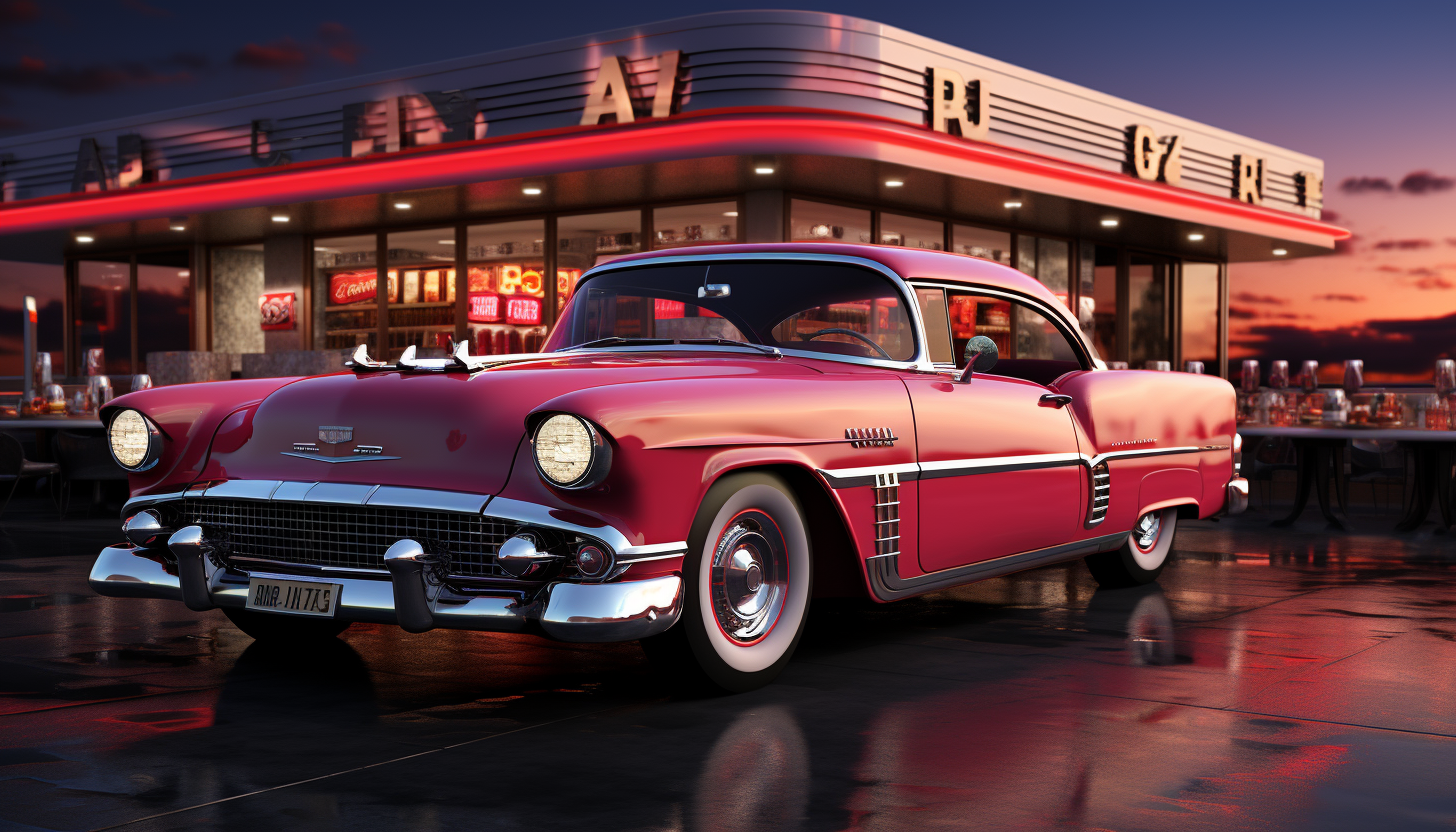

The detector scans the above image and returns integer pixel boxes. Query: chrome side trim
[204,479,283,500]
[815,462,921,489]
[918,451,1084,480]
[867,532,1127,601]
[817,446,1208,490]
[121,490,189,515]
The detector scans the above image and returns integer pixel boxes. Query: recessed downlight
[1188,232,1205,241]
[75,233,95,243]
[271,214,290,223]
[522,186,543,195]
[754,166,775,175]
[722,211,739,217]
[393,201,412,210]
[885,179,904,187]
[1003,200,1023,209]
[1273,248,1288,256]
[1100,218,1119,228]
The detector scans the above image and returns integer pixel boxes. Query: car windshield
[544,261,918,362]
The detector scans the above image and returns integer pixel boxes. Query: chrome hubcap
[1135,511,1161,550]
[710,512,788,644]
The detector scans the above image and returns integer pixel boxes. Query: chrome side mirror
[958,335,999,383]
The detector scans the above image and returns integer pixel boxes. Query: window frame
[907,279,1095,376]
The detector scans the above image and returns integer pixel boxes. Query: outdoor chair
[52,430,127,518]
[0,432,60,517]
[1348,438,1405,512]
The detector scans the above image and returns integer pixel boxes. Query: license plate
[245,577,341,617]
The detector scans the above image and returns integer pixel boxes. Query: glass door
[1128,252,1173,368]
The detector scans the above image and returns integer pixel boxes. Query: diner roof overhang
[0,109,1348,263]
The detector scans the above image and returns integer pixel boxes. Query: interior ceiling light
[169,216,187,231]
[885,179,904,187]
[271,214,290,223]
[393,201,412,210]
[1100,218,1119,227]
[75,233,94,243]
[522,186,543,195]
[1003,200,1023,209]
[1188,232,1205,241]
[1273,248,1288,256]
[723,211,739,217]
[438,239,455,245]
[753,166,775,175]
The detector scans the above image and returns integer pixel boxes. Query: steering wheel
[799,327,893,360]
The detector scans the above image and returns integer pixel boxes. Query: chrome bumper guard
[88,532,683,643]
[1225,477,1249,516]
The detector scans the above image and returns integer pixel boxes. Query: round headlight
[108,409,160,471]
[532,413,611,489]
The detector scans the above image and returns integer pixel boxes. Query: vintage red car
[91,243,1247,691]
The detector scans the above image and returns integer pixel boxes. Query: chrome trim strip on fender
[867,532,1128,601]
[817,446,1208,490]
[480,495,687,560]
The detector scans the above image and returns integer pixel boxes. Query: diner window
[466,220,547,355]
[135,250,192,372]
[385,227,457,359]
[558,210,641,314]
[75,258,132,375]
[790,200,871,244]
[952,224,1011,265]
[879,213,944,250]
[1182,261,1219,372]
[0,261,64,377]
[1087,246,1118,361]
[211,244,265,355]
[313,234,378,353]
[1015,234,1070,308]
[1130,253,1172,368]
[652,202,739,249]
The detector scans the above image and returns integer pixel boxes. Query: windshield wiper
[564,337,675,350]
[677,338,781,357]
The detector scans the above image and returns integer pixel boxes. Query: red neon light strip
[0,107,1348,243]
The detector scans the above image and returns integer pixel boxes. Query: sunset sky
[0,0,1449,382]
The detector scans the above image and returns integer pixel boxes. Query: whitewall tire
[642,471,812,692]
[1084,507,1178,588]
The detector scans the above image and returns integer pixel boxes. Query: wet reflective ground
[4,503,1456,831]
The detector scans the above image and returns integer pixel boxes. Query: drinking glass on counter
[1108,361,1128,370]
[1183,361,1204,374]
[1436,359,1455,398]
[1270,360,1289,390]
[1300,360,1320,393]
[42,383,66,415]
[1322,388,1348,423]
[1145,360,1171,371]
[130,374,152,393]
[88,375,112,409]
[1343,360,1364,396]
[1241,359,1260,393]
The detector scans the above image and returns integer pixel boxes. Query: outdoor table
[1237,425,1456,531]
[0,417,105,463]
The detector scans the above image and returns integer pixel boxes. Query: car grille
[181,498,519,579]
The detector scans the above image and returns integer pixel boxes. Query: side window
[945,290,1084,385]
[915,287,953,364]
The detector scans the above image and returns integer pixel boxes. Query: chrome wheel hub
[1135,511,1161,550]
[710,512,788,644]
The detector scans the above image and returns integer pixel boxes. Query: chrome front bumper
[1225,477,1249,516]
[88,542,683,643]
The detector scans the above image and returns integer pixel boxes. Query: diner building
[0,10,1345,385]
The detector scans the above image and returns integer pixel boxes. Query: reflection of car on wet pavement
[91,243,1245,691]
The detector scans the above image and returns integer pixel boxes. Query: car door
[907,286,1086,573]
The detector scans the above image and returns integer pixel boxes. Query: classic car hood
[202,352,824,495]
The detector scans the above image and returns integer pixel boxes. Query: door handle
[1039,393,1073,408]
